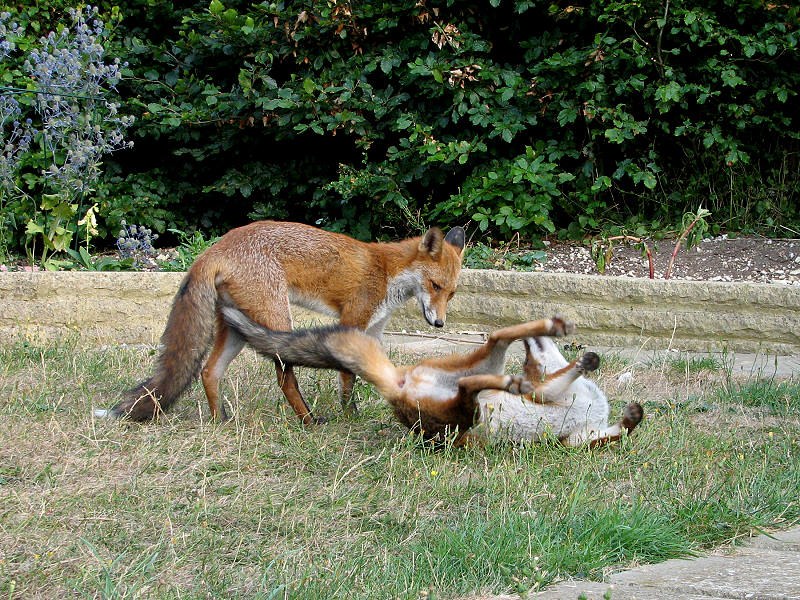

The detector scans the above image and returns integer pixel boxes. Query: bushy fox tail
[220,306,402,400]
[98,260,220,421]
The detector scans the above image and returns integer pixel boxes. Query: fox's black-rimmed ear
[419,227,444,260]
[444,226,465,253]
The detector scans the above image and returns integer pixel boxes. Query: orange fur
[103,221,464,423]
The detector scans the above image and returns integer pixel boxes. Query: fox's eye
[431,281,441,291]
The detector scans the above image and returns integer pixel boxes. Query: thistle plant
[24,6,133,195]
[116,220,159,268]
[1,6,134,268]
[0,14,35,259]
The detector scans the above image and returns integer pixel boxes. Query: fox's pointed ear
[444,226,465,254]
[419,227,444,260]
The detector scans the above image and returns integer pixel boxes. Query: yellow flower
[430,470,438,477]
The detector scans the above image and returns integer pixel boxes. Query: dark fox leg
[221,306,404,416]
[337,308,373,415]
[566,403,645,448]
[274,362,316,425]
[421,316,575,374]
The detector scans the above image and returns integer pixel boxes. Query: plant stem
[664,217,701,280]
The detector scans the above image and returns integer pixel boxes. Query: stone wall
[1,270,798,354]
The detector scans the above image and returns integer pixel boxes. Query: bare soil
[537,235,800,285]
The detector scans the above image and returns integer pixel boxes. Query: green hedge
[2,0,799,248]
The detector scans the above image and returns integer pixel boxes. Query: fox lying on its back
[221,306,643,446]
[474,336,643,446]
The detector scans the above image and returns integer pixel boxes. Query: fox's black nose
[434,319,444,328]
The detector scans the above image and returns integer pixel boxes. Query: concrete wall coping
[1,270,798,354]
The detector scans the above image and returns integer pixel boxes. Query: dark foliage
[2,0,799,248]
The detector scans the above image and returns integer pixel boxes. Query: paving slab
[526,529,800,600]
[385,332,800,378]
[610,549,800,599]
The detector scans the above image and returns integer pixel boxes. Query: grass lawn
[0,338,798,599]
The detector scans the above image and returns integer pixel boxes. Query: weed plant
[0,341,797,599]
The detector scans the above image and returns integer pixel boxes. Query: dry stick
[384,330,487,345]
[664,215,703,280]
[602,235,655,279]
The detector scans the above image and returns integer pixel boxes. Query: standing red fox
[97,221,465,423]
[220,308,644,446]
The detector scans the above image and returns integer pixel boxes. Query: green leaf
[242,16,255,35]
[303,78,316,95]
[40,194,62,210]
[209,0,224,15]
[25,221,44,236]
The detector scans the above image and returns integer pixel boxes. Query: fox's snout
[434,318,444,328]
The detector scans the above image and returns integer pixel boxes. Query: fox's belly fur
[476,378,609,442]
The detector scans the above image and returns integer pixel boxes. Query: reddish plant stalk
[664,217,702,280]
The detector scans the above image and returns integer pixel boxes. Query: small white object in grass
[93,408,110,418]
[617,372,633,383]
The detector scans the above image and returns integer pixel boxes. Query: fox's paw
[549,315,576,337]
[621,402,644,431]
[577,352,600,373]
[505,375,533,396]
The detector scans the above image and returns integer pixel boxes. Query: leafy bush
[2,0,799,252]
[0,4,133,263]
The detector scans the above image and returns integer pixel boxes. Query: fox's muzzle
[434,319,444,328]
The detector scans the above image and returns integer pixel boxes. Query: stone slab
[745,529,800,552]
[530,581,732,600]
[1,270,799,355]
[610,549,800,599]
[497,528,800,600]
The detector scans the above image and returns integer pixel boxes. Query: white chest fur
[477,378,609,443]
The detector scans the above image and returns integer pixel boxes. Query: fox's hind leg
[564,403,644,447]
[222,278,317,425]
[421,316,575,375]
[201,314,245,421]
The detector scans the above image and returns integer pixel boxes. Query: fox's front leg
[522,343,600,404]
[337,306,374,415]
[423,316,575,374]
